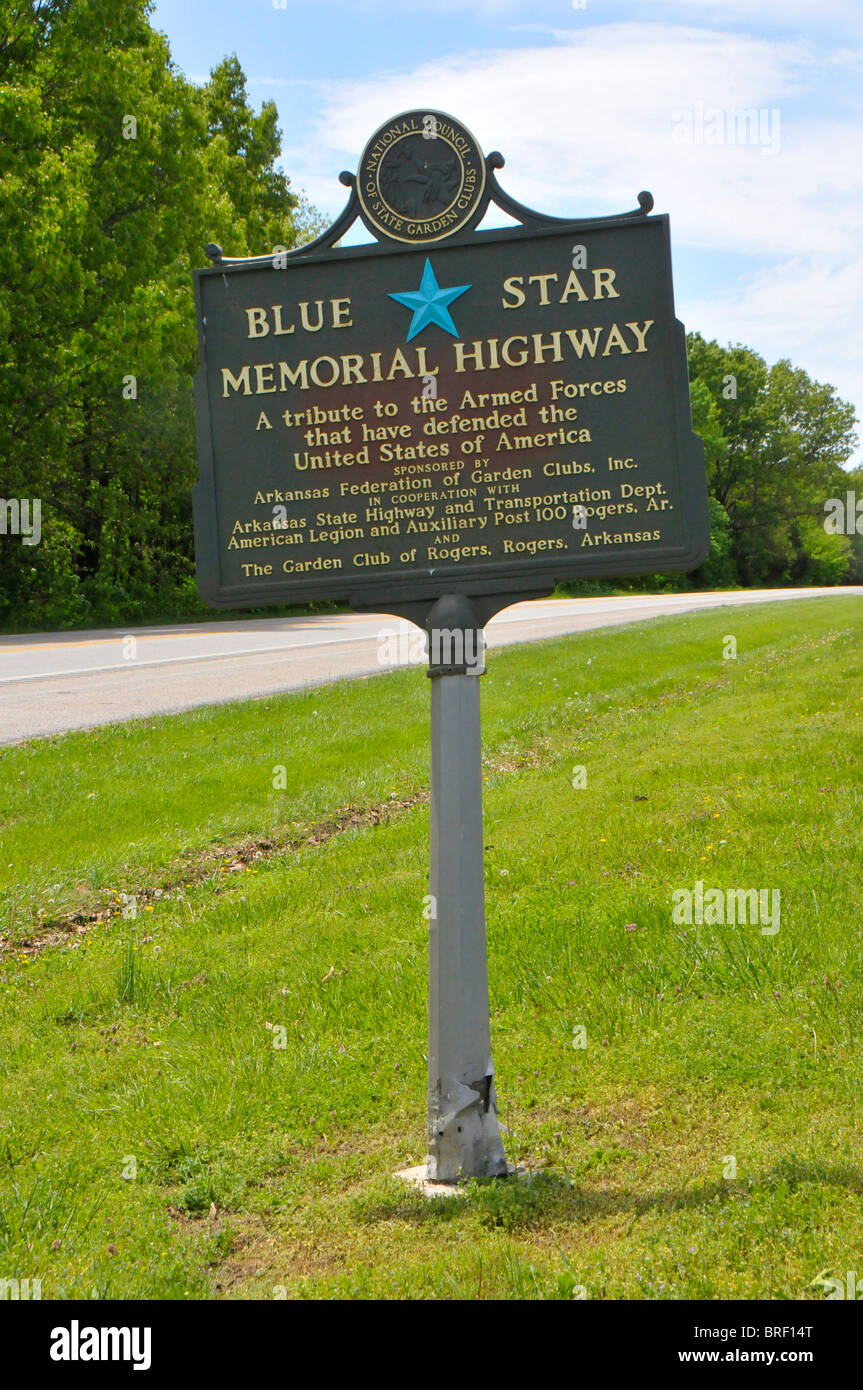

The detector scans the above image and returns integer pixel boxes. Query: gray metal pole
[425,596,508,1181]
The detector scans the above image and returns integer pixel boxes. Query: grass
[0,594,862,1299]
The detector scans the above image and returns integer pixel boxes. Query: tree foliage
[686,333,860,588]
[0,0,305,628]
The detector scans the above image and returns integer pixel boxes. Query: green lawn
[1,595,862,1299]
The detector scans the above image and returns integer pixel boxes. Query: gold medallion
[357,110,486,244]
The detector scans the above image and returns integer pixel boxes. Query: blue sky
[153,0,863,461]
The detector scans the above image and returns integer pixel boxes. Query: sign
[190,112,712,1182]
[193,111,709,614]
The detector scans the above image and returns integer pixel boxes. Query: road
[1,587,860,744]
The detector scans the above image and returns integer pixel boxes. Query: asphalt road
[1,587,860,744]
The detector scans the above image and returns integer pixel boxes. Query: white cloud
[310,25,813,231]
[297,21,861,454]
[685,255,863,443]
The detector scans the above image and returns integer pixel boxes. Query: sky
[152,0,862,463]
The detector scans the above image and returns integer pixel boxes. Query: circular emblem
[356,110,486,245]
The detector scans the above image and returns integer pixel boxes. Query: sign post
[191,110,710,1182]
[425,595,507,1179]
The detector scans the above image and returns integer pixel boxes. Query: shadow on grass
[353,1158,863,1234]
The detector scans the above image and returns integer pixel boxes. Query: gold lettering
[501,275,526,310]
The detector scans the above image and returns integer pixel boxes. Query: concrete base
[394,1162,527,1198]
[394,1165,469,1199]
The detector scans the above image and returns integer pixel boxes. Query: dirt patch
[211,1222,347,1294]
[0,791,429,960]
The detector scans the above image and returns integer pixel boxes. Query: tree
[0,0,308,628]
[687,333,859,587]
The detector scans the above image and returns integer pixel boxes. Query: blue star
[388,258,471,342]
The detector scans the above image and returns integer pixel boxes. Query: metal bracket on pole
[425,593,508,1180]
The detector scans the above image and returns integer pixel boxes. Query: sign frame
[191,112,713,1182]
[193,121,709,622]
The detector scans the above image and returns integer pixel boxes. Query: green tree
[687,333,858,587]
[0,0,308,628]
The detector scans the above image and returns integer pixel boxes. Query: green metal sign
[193,111,709,616]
